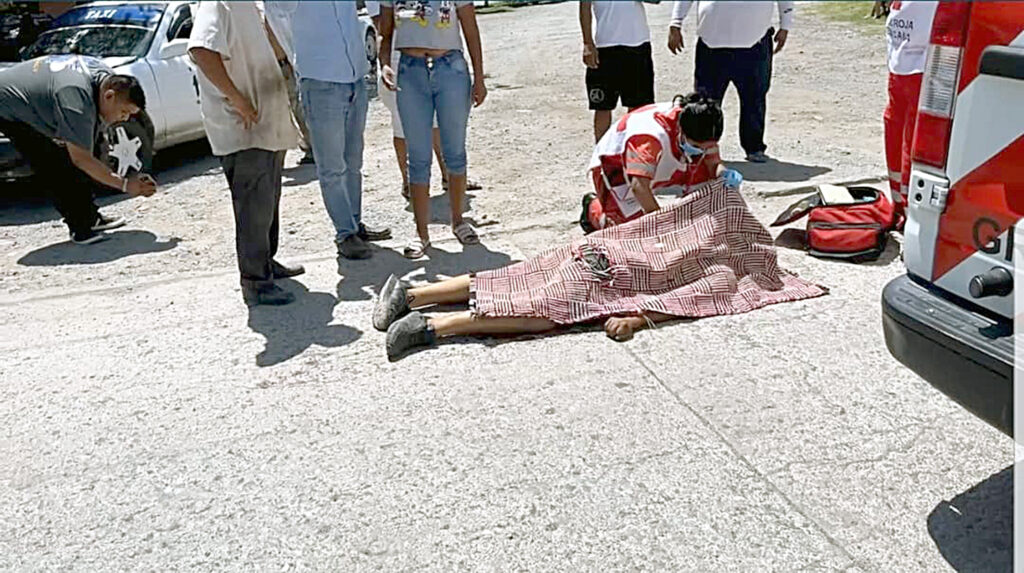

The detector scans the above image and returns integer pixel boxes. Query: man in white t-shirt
[580,1,655,142]
[189,1,303,306]
[668,1,794,163]
[884,0,936,223]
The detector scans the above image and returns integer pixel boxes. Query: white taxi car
[0,1,377,180]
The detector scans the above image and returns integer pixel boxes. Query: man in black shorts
[580,1,656,142]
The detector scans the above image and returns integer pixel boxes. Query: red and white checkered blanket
[471,179,827,324]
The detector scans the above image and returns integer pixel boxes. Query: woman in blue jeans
[379,1,487,259]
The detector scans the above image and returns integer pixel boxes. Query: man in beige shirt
[188,0,302,306]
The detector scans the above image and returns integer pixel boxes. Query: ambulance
[882,2,1023,436]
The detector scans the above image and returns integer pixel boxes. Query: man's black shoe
[91,213,126,231]
[358,222,392,242]
[337,235,373,260]
[271,260,305,278]
[70,228,107,245]
[242,283,295,307]
[580,192,597,234]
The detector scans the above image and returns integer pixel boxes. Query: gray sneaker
[386,312,436,360]
[745,151,770,163]
[373,274,411,331]
[337,235,372,260]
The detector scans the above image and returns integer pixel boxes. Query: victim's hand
[604,316,640,342]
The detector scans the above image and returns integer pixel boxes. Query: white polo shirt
[671,1,794,49]
[886,1,937,75]
[592,1,650,49]
[189,1,297,156]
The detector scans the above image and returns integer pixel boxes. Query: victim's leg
[407,274,471,308]
[429,311,556,337]
[386,309,557,359]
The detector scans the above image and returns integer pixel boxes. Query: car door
[148,3,202,146]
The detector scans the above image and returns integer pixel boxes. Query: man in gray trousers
[189,0,304,306]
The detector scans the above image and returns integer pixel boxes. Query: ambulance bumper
[882,274,1013,436]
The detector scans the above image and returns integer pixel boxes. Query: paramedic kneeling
[580,93,736,233]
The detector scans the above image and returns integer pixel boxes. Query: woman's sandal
[403,236,430,259]
[442,178,483,191]
[452,221,479,245]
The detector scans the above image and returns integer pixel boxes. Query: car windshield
[22,4,164,60]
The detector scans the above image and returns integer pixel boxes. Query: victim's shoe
[373,273,411,331]
[386,311,436,360]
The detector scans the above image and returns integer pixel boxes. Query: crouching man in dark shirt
[0,55,157,244]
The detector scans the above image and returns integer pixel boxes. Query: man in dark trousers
[189,0,303,307]
[0,55,157,244]
[668,1,794,163]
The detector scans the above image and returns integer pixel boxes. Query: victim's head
[97,74,146,125]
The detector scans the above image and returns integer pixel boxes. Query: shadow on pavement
[927,465,1012,572]
[772,228,901,266]
[282,163,317,187]
[247,278,363,368]
[0,139,216,227]
[335,239,516,304]
[723,159,831,183]
[17,230,180,266]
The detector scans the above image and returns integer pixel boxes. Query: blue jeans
[396,51,471,186]
[300,78,368,242]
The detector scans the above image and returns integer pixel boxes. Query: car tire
[365,29,377,67]
[100,110,155,178]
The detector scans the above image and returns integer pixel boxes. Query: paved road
[0,3,1010,571]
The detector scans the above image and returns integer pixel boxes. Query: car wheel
[365,29,377,67]
[100,110,155,179]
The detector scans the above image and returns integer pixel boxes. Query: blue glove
[722,168,743,190]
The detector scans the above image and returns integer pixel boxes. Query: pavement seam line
[619,344,865,570]
[0,219,571,308]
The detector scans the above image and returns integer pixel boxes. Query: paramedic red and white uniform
[587,103,716,229]
[884,0,937,216]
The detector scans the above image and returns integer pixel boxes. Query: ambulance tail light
[912,2,971,169]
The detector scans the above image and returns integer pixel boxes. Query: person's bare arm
[457,4,486,107]
[630,176,660,214]
[668,0,692,54]
[66,143,156,196]
[189,47,257,128]
[580,1,598,68]
[604,312,675,342]
[263,18,287,62]
[379,6,396,90]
